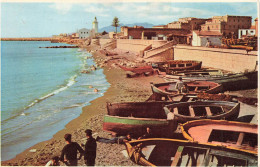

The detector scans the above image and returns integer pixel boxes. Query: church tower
[92,17,98,34]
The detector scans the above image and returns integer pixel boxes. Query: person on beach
[138,127,153,140]
[181,83,189,93]
[96,133,133,144]
[175,77,184,93]
[45,156,60,166]
[60,134,84,166]
[84,129,97,166]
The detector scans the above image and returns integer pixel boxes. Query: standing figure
[138,127,153,140]
[84,129,97,166]
[175,77,184,93]
[60,134,84,166]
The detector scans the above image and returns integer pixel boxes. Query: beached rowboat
[164,71,257,91]
[118,65,154,74]
[180,119,257,154]
[164,101,240,122]
[150,81,223,97]
[155,60,202,74]
[103,101,174,137]
[125,138,257,166]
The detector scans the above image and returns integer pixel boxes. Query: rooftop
[193,30,222,36]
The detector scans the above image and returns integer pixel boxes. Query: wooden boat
[103,101,174,137]
[125,138,257,166]
[118,65,154,74]
[150,81,223,97]
[156,60,202,74]
[164,71,257,91]
[164,69,224,80]
[164,101,240,122]
[180,120,258,154]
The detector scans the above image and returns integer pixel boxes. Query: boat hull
[103,115,171,137]
[125,138,257,166]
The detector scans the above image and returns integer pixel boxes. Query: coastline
[2,44,164,166]
[2,43,258,166]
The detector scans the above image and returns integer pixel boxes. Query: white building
[192,30,222,47]
[78,28,94,39]
[238,29,256,39]
[92,17,98,34]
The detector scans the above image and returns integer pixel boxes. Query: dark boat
[150,80,223,97]
[180,119,257,154]
[164,71,258,91]
[103,101,175,137]
[125,138,257,166]
[164,101,240,122]
[156,60,202,74]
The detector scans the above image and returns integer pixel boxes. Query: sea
[1,41,110,161]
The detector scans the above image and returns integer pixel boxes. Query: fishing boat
[125,138,257,166]
[180,120,257,154]
[118,65,155,74]
[155,60,202,74]
[164,69,224,80]
[164,71,257,91]
[103,101,174,137]
[163,101,240,122]
[150,80,223,97]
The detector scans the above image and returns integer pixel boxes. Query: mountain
[99,22,155,33]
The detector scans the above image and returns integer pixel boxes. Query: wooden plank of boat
[171,146,184,166]
[124,138,258,166]
[180,119,258,154]
[205,107,212,116]
[189,106,195,117]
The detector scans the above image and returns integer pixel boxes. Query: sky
[1,1,258,37]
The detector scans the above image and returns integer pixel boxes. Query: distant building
[254,18,258,37]
[192,30,222,47]
[152,25,167,28]
[201,15,252,38]
[167,17,209,31]
[92,17,98,34]
[120,26,190,43]
[238,29,256,39]
[71,33,79,39]
[78,28,94,39]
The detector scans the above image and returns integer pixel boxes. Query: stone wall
[116,39,167,53]
[144,47,174,62]
[144,41,174,58]
[174,45,258,72]
[99,39,113,46]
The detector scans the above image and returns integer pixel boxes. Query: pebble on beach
[94,88,99,92]
[89,85,93,88]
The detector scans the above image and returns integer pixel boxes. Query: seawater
[1,41,110,161]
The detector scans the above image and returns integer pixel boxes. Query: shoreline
[2,44,164,166]
[2,43,258,166]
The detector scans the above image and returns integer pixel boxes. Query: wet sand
[2,45,258,166]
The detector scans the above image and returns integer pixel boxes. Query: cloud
[84,5,110,17]
[49,3,72,15]
[112,3,218,24]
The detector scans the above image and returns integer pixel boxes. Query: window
[233,25,235,28]
[238,25,240,28]
[229,25,231,28]
[250,30,254,33]
[234,19,235,22]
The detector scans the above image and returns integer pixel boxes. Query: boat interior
[134,140,256,166]
[167,104,226,117]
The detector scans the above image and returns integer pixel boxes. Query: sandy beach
[2,43,258,166]
[1,44,165,166]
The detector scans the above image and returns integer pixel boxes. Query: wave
[23,74,78,111]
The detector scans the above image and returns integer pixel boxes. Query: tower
[92,17,98,34]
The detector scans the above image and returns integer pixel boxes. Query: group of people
[46,129,96,166]
[46,127,154,166]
